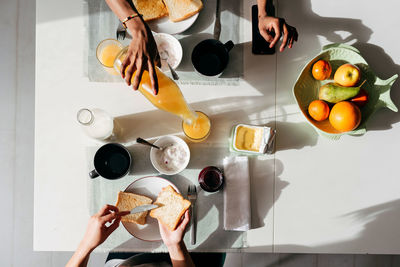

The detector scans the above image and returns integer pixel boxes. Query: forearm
[167,242,195,267]
[105,0,146,32]
[257,0,272,17]
[65,241,93,267]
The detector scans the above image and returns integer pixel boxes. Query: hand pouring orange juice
[109,44,210,142]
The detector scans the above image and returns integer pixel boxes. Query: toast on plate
[150,185,191,230]
[115,191,153,225]
[133,0,168,21]
[162,0,203,22]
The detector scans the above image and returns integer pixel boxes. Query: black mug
[191,39,234,77]
[89,143,132,179]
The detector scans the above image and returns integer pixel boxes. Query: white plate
[121,176,179,242]
[148,13,199,35]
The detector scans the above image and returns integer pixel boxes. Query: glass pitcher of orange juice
[112,45,211,142]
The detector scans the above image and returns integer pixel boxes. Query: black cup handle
[224,40,234,52]
[89,169,99,178]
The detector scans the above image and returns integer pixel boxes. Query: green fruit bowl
[293,43,398,140]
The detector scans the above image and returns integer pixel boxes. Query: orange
[308,100,330,121]
[312,60,332,81]
[329,101,361,132]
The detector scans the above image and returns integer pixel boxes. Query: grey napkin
[223,156,251,231]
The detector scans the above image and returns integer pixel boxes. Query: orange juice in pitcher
[113,46,211,141]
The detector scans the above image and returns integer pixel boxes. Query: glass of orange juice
[96,39,123,75]
[182,111,211,142]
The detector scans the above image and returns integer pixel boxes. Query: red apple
[334,64,361,87]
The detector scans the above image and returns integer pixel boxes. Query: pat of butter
[232,124,271,154]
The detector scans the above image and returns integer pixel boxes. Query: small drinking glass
[96,39,123,75]
[198,166,224,192]
[182,111,211,143]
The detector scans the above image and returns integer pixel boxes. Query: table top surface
[35,0,400,253]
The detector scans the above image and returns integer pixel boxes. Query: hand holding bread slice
[116,186,190,231]
[150,185,191,230]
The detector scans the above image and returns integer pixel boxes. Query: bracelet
[121,13,142,29]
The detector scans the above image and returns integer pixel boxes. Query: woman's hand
[158,210,190,248]
[66,205,129,267]
[80,204,128,251]
[121,20,160,95]
[158,210,195,267]
[258,15,298,52]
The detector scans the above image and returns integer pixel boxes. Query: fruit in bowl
[334,63,361,87]
[329,101,361,132]
[350,89,369,108]
[308,100,330,121]
[312,59,332,81]
[293,43,398,139]
[318,81,364,104]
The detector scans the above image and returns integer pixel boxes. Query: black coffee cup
[191,39,234,77]
[89,143,132,179]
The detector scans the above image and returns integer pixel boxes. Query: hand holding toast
[158,210,195,267]
[158,210,190,247]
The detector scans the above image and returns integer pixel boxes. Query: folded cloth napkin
[223,156,251,231]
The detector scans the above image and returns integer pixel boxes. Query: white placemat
[86,141,244,252]
[84,0,244,85]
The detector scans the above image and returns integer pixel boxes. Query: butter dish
[230,124,276,155]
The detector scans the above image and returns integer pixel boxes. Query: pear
[319,81,366,104]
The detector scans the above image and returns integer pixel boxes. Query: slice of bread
[133,0,169,21]
[115,191,153,225]
[150,185,191,230]
[162,0,203,22]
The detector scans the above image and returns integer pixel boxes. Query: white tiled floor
[1,0,399,266]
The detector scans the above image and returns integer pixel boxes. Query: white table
[34,0,400,254]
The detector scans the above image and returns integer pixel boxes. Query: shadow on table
[250,198,400,254]
[125,143,154,176]
[352,42,400,132]
[114,111,182,144]
[115,94,320,152]
[250,158,289,229]
[114,95,275,144]
[272,120,319,151]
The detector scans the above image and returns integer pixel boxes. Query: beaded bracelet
[121,13,142,29]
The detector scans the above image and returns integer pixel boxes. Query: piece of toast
[162,0,203,22]
[150,185,191,230]
[133,0,168,21]
[115,191,153,225]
